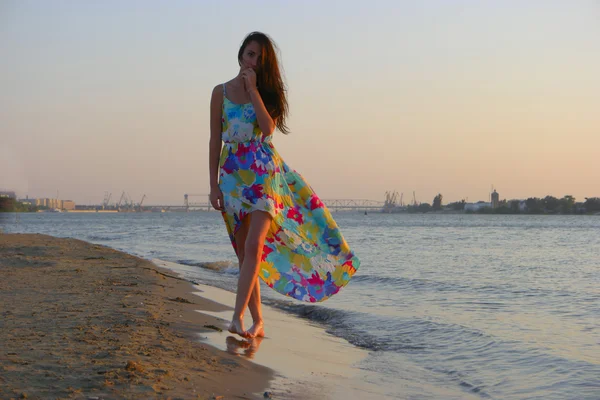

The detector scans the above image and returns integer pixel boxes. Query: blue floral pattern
[219,93,360,302]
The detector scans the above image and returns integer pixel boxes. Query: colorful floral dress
[218,83,360,302]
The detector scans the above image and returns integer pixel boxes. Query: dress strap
[222,83,227,97]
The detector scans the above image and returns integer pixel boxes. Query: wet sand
[155,261,382,400]
[0,233,272,399]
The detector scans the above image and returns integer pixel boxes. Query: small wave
[352,274,571,300]
[352,274,470,292]
[176,259,238,274]
[86,234,118,241]
[263,298,510,360]
[262,300,427,352]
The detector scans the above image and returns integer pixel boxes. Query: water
[2,212,599,399]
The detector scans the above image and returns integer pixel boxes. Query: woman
[209,32,359,339]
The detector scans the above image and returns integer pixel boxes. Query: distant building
[518,200,527,212]
[18,196,33,205]
[34,198,76,210]
[507,199,527,212]
[491,190,500,209]
[464,202,492,212]
[62,200,76,210]
[0,191,17,199]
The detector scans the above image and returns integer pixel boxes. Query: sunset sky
[1,0,599,206]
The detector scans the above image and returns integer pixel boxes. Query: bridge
[87,193,385,212]
[179,194,384,212]
[321,199,384,211]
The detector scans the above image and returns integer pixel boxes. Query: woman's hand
[241,68,257,93]
[210,187,224,211]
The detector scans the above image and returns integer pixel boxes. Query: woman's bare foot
[228,318,248,338]
[245,320,265,338]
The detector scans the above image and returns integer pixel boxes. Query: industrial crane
[102,192,112,209]
[412,191,419,206]
[117,191,126,209]
[137,194,146,212]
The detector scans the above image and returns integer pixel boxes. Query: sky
[1,0,599,206]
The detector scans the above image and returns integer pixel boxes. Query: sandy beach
[0,233,272,399]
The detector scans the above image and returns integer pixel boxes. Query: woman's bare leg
[244,276,265,339]
[231,211,271,338]
[230,215,264,336]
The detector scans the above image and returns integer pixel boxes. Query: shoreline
[0,233,272,399]
[154,260,387,400]
[0,232,395,399]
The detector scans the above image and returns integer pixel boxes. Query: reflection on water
[226,336,264,359]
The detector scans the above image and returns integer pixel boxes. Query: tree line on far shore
[0,198,39,213]
[4,194,600,215]
[408,194,600,214]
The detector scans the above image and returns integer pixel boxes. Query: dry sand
[0,233,272,399]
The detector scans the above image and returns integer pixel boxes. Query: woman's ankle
[232,314,244,322]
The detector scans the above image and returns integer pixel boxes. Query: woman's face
[240,41,261,71]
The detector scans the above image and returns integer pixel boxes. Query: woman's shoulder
[211,83,224,96]
[212,80,238,98]
[211,84,226,108]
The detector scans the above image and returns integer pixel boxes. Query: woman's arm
[209,85,224,210]
[242,68,276,136]
[248,88,276,136]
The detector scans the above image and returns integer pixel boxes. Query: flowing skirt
[219,140,360,302]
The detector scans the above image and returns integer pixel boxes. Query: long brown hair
[238,32,290,134]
